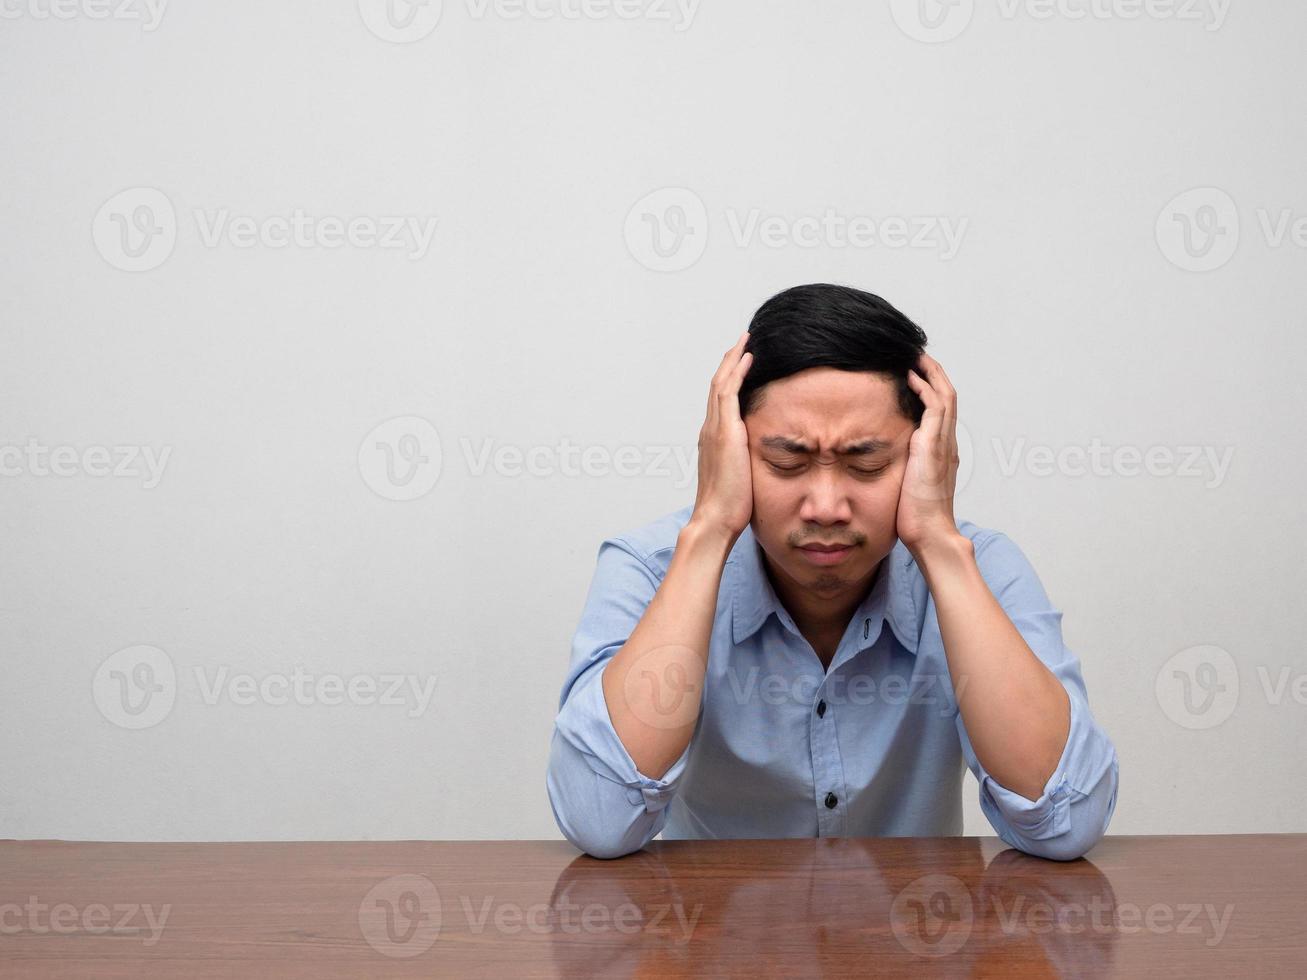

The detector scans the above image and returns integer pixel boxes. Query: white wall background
[1,0,1302,841]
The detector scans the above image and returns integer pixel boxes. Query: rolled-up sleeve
[546,538,696,859]
[954,532,1120,862]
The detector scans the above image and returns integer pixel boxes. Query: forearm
[600,519,734,779]
[915,534,1071,801]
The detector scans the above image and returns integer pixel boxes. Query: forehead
[747,367,910,447]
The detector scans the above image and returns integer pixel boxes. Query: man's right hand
[596,331,755,782]
[691,330,755,542]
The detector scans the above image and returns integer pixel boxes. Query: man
[546,283,1119,860]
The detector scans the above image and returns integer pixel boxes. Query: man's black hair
[739,283,929,424]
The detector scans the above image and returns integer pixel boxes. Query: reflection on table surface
[0,835,1302,977]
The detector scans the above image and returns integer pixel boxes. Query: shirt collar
[728,523,920,656]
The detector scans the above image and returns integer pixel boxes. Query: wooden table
[1,835,1303,977]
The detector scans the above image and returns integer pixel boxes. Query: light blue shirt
[547,504,1119,861]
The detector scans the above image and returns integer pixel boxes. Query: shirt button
[816,700,827,718]
[824,792,838,809]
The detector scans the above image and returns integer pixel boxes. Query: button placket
[810,667,846,837]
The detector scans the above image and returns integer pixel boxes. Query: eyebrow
[759,436,894,457]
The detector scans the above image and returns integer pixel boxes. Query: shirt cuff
[979,687,1115,840]
[557,661,692,814]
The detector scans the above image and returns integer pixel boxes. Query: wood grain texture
[0,835,1303,977]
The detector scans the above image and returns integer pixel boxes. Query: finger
[906,367,940,411]
[917,353,956,406]
[913,358,960,488]
[708,332,750,420]
[717,350,752,405]
[913,357,956,438]
[714,331,749,381]
[717,333,752,393]
[708,332,749,411]
[919,356,958,454]
[728,349,753,388]
[907,369,945,451]
[720,351,753,419]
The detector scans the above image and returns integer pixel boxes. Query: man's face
[744,367,915,600]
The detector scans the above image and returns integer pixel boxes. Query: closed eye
[767,461,890,476]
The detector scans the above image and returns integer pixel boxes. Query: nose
[797,461,853,527]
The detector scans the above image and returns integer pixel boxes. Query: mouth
[797,542,855,565]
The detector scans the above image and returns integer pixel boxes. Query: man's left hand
[896,352,963,558]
